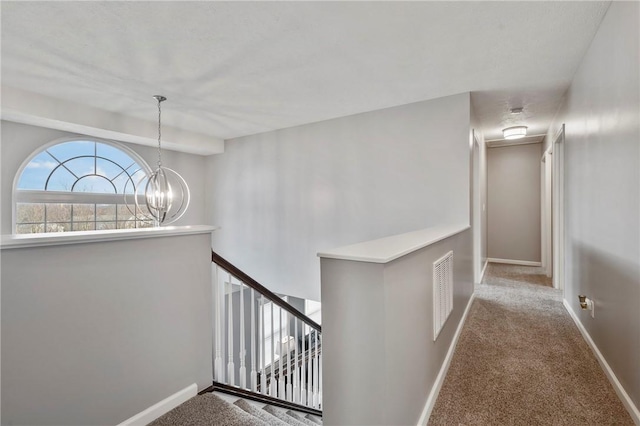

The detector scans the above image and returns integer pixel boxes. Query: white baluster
[287,311,293,402]
[260,297,267,395]
[307,325,313,407]
[299,322,306,406]
[278,306,285,399]
[239,283,246,389]
[293,318,299,404]
[250,289,257,392]
[227,274,235,386]
[318,334,322,409]
[214,265,223,381]
[313,328,318,408]
[270,301,276,397]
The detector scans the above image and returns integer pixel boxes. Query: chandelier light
[502,126,528,140]
[134,95,190,225]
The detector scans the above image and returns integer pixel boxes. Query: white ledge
[1,225,218,249]
[317,223,470,263]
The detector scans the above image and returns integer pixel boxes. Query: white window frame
[12,136,152,234]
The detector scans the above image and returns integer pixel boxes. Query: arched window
[14,138,153,234]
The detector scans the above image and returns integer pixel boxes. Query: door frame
[541,147,553,278]
[551,124,566,291]
[472,130,487,284]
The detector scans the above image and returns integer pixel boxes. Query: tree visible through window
[15,139,154,234]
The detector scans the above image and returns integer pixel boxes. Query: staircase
[148,392,322,426]
[145,251,322,425]
[209,251,322,414]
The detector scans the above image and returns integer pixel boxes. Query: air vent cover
[433,250,454,341]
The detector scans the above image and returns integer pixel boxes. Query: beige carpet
[429,263,633,425]
[148,392,322,426]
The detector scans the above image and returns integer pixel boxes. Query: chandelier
[134,95,190,225]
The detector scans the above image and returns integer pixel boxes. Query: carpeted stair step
[148,393,269,426]
[147,391,322,425]
[263,405,310,426]
[234,399,290,426]
[304,414,322,425]
[285,410,319,426]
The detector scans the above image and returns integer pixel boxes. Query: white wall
[546,1,640,413]
[0,120,210,234]
[321,228,473,425]
[206,93,471,300]
[1,233,213,425]
[487,142,542,263]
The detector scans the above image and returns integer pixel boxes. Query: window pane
[96,222,116,230]
[96,158,126,180]
[47,141,94,161]
[73,175,116,193]
[117,204,137,220]
[96,204,116,221]
[138,204,151,217]
[46,204,71,222]
[46,167,76,191]
[113,173,137,194]
[138,220,154,228]
[46,222,71,233]
[72,204,95,222]
[16,203,45,223]
[121,203,151,220]
[72,221,96,231]
[65,157,95,178]
[16,224,44,234]
[117,220,137,230]
[97,143,136,167]
[96,158,126,181]
[17,151,59,190]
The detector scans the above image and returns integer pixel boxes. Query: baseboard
[563,300,640,424]
[117,383,198,426]
[487,258,542,267]
[480,260,489,282]
[417,292,476,425]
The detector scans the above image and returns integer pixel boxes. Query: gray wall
[546,1,640,411]
[206,93,471,301]
[0,120,210,234]
[321,229,473,425]
[1,233,213,425]
[480,138,488,270]
[470,102,488,282]
[487,142,542,263]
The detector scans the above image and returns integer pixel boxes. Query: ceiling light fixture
[502,126,528,140]
[135,95,190,225]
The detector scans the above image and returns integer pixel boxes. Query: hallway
[429,263,632,425]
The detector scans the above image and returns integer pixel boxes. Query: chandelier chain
[157,97,163,168]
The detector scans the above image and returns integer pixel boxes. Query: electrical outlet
[590,300,595,318]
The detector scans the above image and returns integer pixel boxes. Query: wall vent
[433,250,454,341]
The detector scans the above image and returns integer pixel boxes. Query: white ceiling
[1,1,610,143]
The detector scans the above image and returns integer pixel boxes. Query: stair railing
[211,251,322,414]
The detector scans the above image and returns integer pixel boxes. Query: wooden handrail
[208,381,322,417]
[212,250,322,332]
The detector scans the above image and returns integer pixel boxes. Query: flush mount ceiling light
[502,126,528,140]
[134,95,190,225]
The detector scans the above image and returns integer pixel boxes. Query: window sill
[0,225,218,250]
